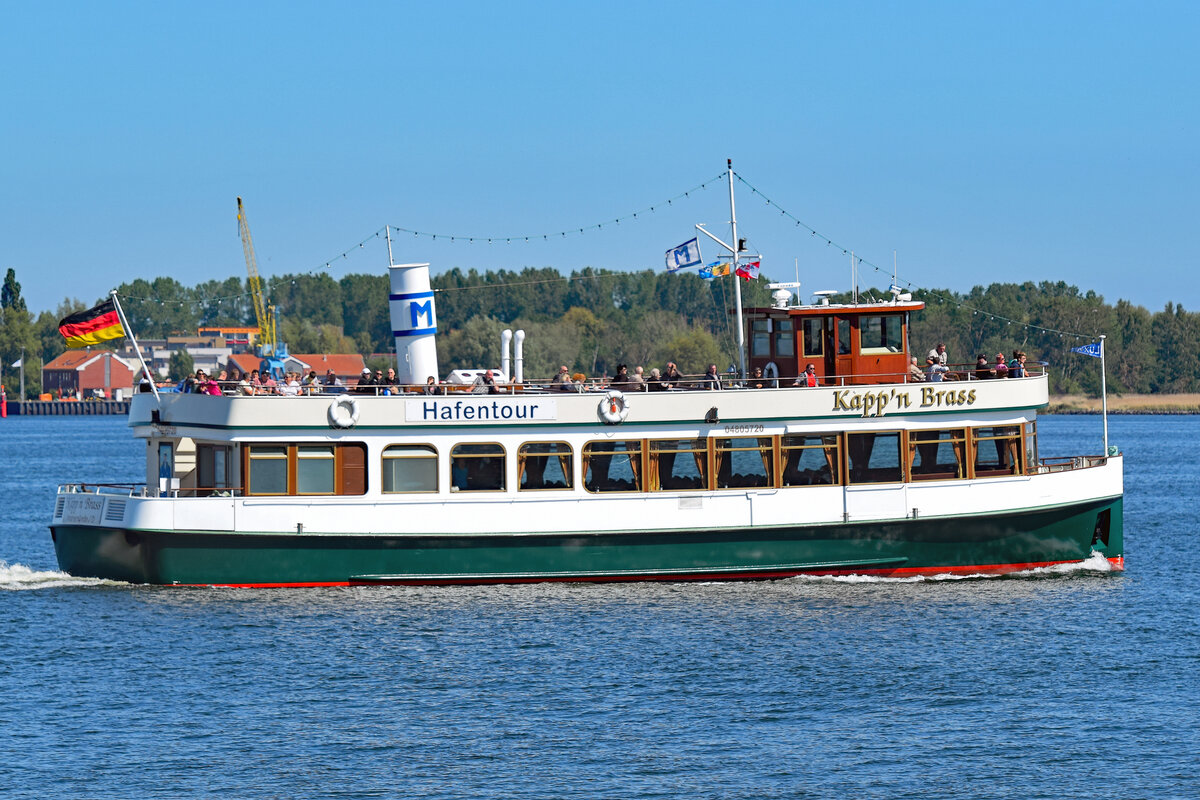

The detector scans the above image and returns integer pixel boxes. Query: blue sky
[2,1,1196,318]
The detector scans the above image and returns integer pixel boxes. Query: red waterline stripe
[172,556,1125,588]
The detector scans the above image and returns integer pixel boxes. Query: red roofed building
[43,350,137,399]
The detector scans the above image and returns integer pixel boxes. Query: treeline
[1,265,1195,398]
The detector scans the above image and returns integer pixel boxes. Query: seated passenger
[424,375,445,395]
[750,366,766,389]
[700,364,722,390]
[974,355,992,380]
[1009,351,1027,378]
[908,356,925,382]
[793,364,819,387]
[926,356,949,382]
[356,367,375,394]
[646,368,667,391]
[471,370,499,394]
[993,353,1009,378]
[662,362,682,390]
[550,365,573,391]
[631,366,647,391]
[610,364,633,390]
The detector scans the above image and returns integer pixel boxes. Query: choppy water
[1,415,1196,799]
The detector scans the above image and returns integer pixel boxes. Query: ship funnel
[389,263,439,386]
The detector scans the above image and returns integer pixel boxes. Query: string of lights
[732,172,1098,341]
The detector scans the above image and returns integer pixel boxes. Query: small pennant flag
[710,262,731,277]
[1070,342,1103,358]
[10,358,22,368]
[58,300,126,348]
[665,238,702,272]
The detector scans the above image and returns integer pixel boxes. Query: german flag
[58,300,126,348]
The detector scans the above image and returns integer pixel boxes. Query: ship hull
[51,495,1122,587]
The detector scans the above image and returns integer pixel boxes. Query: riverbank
[1048,393,1200,414]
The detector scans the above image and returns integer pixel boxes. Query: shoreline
[1047,393,1200,414]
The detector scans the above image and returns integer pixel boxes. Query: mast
[727,159,746,380]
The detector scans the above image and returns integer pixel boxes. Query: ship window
[382,445,438,493]
[781,435,840,486]
[650,438,708,491]
[972,426,1022,477]
[518,442,573,491]
[197,444,233,496]
[1024,421,1037,474]
[837,318,851,355]
[801,318,823,357]
[750,319,771,358]
[296,446,336,494]
[450,443,506,492]
[773,319,795,358]
[583,440,643,492]
[248,445,288,495]
[859,315,904,355]
[908,429,967,481]
[715,437,773,489]
[846,432,904,484]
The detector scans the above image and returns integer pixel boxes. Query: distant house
[43,350,136,399]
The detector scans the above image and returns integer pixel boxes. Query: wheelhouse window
[247,445,288,495]
[715,437,773,488]
[518,442,573,491]
[450,443,506,492]
[908,429,967,481]
[583,440,643,492]
[801,318,823,358]
[972,426,1022,477]
[382,444,438,493]
[781,435,839,486]
[773,318,795,358]
[859,315,904,355]
[837,318,851,355]
[651,438,707,491]
[846,432,904,484]
[750,319,771,358]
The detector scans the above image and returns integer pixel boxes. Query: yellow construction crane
[236,197,276,354]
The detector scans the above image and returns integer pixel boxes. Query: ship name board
[406,398,558,423]
[832,387,978,418]
[61,495,105,525]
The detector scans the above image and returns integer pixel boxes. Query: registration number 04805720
[723,424,764,434]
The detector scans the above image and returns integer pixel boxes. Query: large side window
[247,445,289,495]
[518,442,573,491]
[650,438,707,491]
[859,315,904,354]
[715,437,773,489]
[972,426,1022,477]
[801,318,823,358]
[450,443,506,492]
[781,435,839,486]
[908,429,967,481]
[773,319,796,358]
[750,319,771,358]
[297,446,336,495]
[583,440,643,492]
[382,445,438,493]
[846,432,904,484]
[197,444,233,496]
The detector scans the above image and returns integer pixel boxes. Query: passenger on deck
[993,353,1009,378]
[631,366,647,390]
[908,357,926,382]
[646,368,667,391]
[1009,351,1027,378]
[381,368,399,395]
[974,355,992,380]
[424,375,445,395]
[238,370,253,395]
[610,364,633,390]
[928,342,948,366]
[550,365,573,391]
[926,356,949,382]
[750,366,766,389]
[472,370,499,394]
[793,363,819,387]
[323,369,343,389]
[701,364,722,390]
[279,372,301,397]
[662,362,683,390]
[356,367,375,394]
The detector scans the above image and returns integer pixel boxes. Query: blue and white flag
[1070,342,1103,358]
[665,238,702,272]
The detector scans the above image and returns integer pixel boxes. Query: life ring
[328,396,360,428]
[763,361,780,388]
[599,390,629,424]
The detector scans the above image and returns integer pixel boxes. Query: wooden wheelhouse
[745,299,926,386]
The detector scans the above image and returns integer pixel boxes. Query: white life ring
[763,361,780,388]
[328,395,360,428]
[599,390,630,424]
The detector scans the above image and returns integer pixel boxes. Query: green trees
[1,269,40,398]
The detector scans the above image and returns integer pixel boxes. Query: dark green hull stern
[50,496,1123,587]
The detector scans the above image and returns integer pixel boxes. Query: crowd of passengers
[157,344,1034,397]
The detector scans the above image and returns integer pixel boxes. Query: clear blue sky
[2,1,1196,318]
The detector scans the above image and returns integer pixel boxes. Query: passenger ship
[49,172,1123,586]
[49,268,1123,586]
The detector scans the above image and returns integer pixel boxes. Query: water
[1,416,1196,799]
